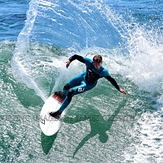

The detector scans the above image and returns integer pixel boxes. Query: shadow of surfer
[64,98,126,157]
[41,132,58,154]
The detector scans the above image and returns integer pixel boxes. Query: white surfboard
[40,93,64,136]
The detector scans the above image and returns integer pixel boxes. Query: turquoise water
[1,0,163,162]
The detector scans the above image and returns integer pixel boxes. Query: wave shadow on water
[63,98,127,157]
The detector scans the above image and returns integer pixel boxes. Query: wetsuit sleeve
[69,54,85,63]
[105,76,120,91]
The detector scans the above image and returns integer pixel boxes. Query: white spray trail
[11,0,47,101]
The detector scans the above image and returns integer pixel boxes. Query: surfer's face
[93,60,102,70]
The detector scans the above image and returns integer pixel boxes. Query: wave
[11,0,163,107]
[2,0,163,162]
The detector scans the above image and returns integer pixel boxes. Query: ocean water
[1,0,163,162]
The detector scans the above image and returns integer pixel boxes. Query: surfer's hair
[93,54,102,63]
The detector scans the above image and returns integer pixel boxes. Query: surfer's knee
[67,89,74,102]
[68,89,74,97]
[63,83,70,90]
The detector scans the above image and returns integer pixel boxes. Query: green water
[1,41,162,162]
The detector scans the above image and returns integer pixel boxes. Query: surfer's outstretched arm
[106,76,126,94]
[66,54,85,68]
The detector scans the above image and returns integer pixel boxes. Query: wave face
[1,0,163,162]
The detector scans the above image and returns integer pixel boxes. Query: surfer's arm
[66,54,86,68]
[69,54,85,63]
[105,76,126,94]
[105,76,120,90]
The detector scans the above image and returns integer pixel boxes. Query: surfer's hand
[119,88,126,94]
[66,60,71,68]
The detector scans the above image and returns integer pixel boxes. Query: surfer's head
[99,133,108,143]
[93,54,102,63]
[93,54,102,70]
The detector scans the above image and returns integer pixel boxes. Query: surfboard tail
[52,93,65,103]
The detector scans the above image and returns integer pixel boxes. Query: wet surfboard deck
[40,93,64,136]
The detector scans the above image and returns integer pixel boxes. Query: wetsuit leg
[58,80,96,113]
[62,84,70,96]
[62,73,84,96]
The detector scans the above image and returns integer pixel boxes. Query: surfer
[50,54,126,118]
